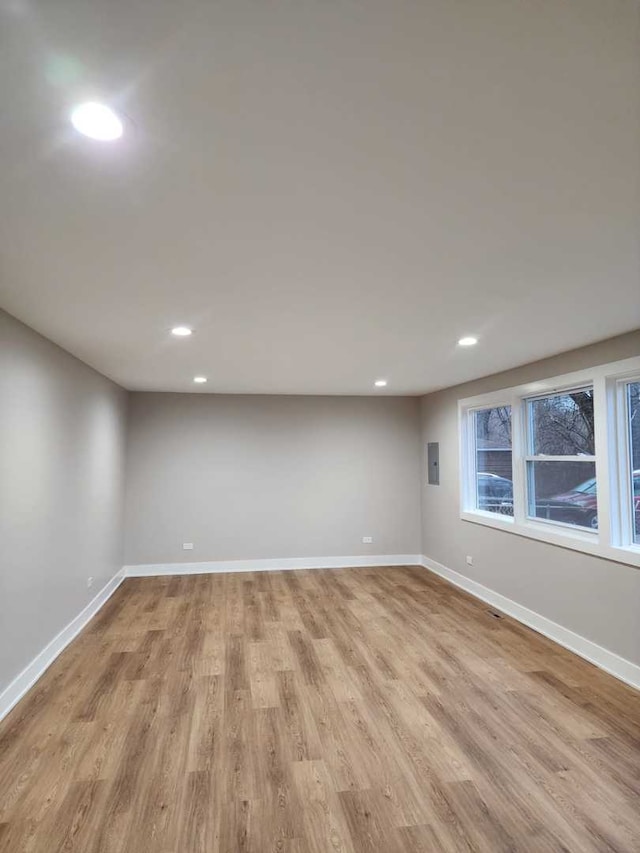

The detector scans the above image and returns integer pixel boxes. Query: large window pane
[526,387,597,531]
[474,406,513,515]
[529,388,595,456]
[527,461,597,529]
[627,382,640,544]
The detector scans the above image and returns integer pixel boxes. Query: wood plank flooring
[0,565,639,852]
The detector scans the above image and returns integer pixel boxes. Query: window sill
[460,510,640,569]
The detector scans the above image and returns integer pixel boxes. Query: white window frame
[460,403,515,526]
[611,373,640,549]
[458,354,640,569]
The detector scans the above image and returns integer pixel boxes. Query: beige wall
[124,393,422,565]
[0,310,128,696]
[420,330,640,666]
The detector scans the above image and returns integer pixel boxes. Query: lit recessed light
[193,376,207,384]
[171,326,193,337]
[458,336,478,347]
[374,379,388,387]
[70,102,123,141]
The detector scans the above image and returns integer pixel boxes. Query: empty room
[1,1,640,851]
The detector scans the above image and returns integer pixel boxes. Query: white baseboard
[0,569,125,723]
[420,555,640,692]
[124,554,421,578]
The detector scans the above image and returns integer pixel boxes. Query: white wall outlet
[183,542,194,550]
[466,555,473,566]
[362,536,373,544]
[87,576,93,588]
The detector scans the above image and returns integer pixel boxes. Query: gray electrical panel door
[427,442,440,485]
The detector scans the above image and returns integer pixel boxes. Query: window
[525,388,598,530]
[473,406,512,515]
[458,354,640,568]
[625,381,640,545]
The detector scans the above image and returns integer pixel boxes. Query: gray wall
[0,310,128,696]
[420,330,640,666]
[125,394,422,565]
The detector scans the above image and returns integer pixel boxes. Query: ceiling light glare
[70,102,123,141]
[458,336,478,347]
[374,379,388,387]
[193,376,207,384]
[171,326,193,337]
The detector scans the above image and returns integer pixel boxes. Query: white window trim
[458,354,640,569]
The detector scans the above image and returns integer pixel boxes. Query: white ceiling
[1,0,639,395]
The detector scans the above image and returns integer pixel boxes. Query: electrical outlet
[466,555,473,566]
[87,576,93,588]
[183,542,194,550]
[362,536,373,544]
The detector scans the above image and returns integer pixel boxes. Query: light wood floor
[1,566,639,852]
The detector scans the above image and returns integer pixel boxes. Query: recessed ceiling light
[458,336,478,347]
[374,379,388,387]
[70,102,123,141]
[171,326,193,337]
[193,376,207,384]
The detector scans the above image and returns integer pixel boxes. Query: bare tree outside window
[530,389,594,456]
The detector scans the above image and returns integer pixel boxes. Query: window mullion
[511,395,527,525]
[592,375,610,545]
